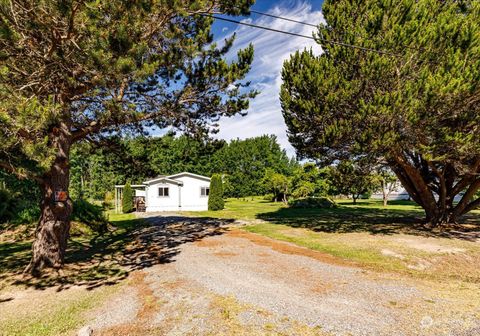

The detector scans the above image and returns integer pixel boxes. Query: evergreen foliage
[0,0,256,272]
[71,199,108,234]
[122,182,134,214]
[281,0,480,225]
[208,174,224,211]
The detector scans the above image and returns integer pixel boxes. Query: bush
[360,192,372,199]
[14,206,40,224]
[263,193,275,201]
[0,189,15,223]
[288,197,336,209]
[72,198,108,234]
[122,181,134,213]
[208,174,224,211]
[103,191,114,209]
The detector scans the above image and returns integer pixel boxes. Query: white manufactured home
[115,172,210,212]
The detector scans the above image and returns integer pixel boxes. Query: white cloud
[213,1,324,157]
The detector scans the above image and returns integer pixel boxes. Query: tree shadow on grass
[1,215,233,291]
[256,200,480,240]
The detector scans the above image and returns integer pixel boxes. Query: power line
[232,6,423,53]
[247,8,318,27]
[206,14,316,40]
[202,14,399,57]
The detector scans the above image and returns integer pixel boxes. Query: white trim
[167,172,211,182]
[200,186,209,197]
[143,177,183,185]
[157,186,170,198]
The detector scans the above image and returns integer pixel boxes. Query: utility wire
[201,14,399,57]
[247,8,318,27]
[239,7,424,53]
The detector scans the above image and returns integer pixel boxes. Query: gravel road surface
[87,215,480,336]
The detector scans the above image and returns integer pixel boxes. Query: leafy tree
[208,174,224,211]
[376,167,398,207]
[262,168,290,203]
[281,0,480,226]
[0,188,14,223]
[212,135,296,197]
[0,0,256,274]
[147,133,226,177]
[290,163,332,199]
[0,171,40,224]
[122,181,133,214]
[329,161,377,204]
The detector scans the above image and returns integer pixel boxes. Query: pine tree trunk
[388,153,467,228]
[26,125,73,276]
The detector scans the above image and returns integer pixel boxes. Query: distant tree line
[1,132,399,224]
[69,133,298,201]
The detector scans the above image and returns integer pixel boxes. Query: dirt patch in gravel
[94,271,160,336]
[227,229,354,267]
[195,239,223,247]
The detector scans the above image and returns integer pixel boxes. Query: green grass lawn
[184,196,290,220]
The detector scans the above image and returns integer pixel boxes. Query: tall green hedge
[208,174,224,211]
[122,181,134,213]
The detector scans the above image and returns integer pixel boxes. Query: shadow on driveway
[4,215,233,291]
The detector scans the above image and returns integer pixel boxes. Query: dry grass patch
[208,294,331,336]
[244,223,480,284]
[0,283,119,336]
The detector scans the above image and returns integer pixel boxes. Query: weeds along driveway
[85,214,480,336]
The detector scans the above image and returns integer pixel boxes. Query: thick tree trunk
[25,124,73,276]
[388,152,480,228]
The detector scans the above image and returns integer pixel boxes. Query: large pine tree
[281,0,480,226]
[0,0,256,274]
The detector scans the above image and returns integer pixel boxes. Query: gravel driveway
[87,215,480,336]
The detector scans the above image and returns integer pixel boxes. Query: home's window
[158,187,169,197]
[201,186,209,197]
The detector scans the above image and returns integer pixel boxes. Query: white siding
[174,175,210,211]
[143,173,210,212]
[135,190,146,197]
[145,182,181,212]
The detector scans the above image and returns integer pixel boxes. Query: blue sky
[211,1,324,157]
